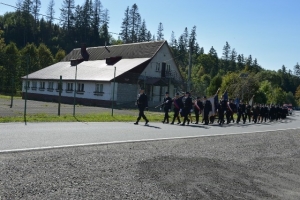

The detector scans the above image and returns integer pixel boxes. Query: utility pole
[187,40,192,92]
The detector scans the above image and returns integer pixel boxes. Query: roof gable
[62,41,166,61]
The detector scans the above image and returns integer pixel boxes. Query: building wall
[22,80,113,101]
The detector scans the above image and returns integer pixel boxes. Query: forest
[0,0,300,106]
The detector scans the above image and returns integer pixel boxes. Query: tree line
[0,1,300,106]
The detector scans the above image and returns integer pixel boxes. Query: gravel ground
[1,129,300,200]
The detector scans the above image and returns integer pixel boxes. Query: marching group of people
[134,88,289,126]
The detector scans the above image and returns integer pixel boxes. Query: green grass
[0,112,166,123]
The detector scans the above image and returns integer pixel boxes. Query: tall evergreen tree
[47,0,55,25]
[138,19,147,42]
[189,26,197,51]
[146,31,152,42]
[120,6,130,43]
[60,0,75,31]
[157,22,164,41]
[129,3,141,43]
[294,62,300,76]
[32,0,41,23]
[170,31,176,47]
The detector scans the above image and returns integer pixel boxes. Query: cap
[165,92,169,94]
[185,91,190,94]
[176,93,179,95]
[204,96,207,98]
[140,88,144,90]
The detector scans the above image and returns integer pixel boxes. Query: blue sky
[0,0,299,72]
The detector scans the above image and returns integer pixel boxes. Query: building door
[161,62,166,77]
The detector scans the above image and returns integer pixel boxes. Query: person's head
[139,88,144,94]
[176,92,179,97]
[204,96,207,100]
[185,91,190,97]
[165,92,169,96]
[197,97,200,101]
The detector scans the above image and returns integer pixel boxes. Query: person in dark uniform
[246,102,252,122]
[252,103,258,123]
[229,99,236,123]
[181,92,193,126]
[134,88,149,125]
[203,96,212,125]
[194,97,203,124]
[237,100,246,124]
[171,93,183,124]
[259,104,265,123]
[216,99,225,125]
[264,104,269,122]
[161,92,172,123]
[269,104,276,121]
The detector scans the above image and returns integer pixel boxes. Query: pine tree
[138,20,147,42]
[146,31,152,42]
[294,62,300,76]
[32,0,41,23]
[189,26,197,52]
[157,22,164,41]
[129,3,141,43]
[47,0,55,25]
[170,31,176,47]
[120,6,130,43]
[60,0,75,31]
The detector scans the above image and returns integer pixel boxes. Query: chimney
[81,43,90,61]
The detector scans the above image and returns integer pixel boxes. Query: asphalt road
[0,111,299,152]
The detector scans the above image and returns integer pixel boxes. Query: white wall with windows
[22,80,113,101]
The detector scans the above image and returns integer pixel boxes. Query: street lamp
[71,59,78,116]
[111,65,116,116]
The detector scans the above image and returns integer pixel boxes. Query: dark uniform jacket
[204,100,212,112]
[183,96,193,110]
[137,93,148,109]
[238,103,246,114]
[162,96,172,111]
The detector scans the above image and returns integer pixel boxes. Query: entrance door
[161,62,166,77]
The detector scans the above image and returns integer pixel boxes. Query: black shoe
[170,122,174,124]
[187,119,190,125]
[165,122,169,124]
[145,120,149,125]
[162,121,165,123]
[180,123,185,126]
[134,122,138,125]
[177,122,181,124]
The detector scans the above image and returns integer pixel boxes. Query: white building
[21,41,183,107]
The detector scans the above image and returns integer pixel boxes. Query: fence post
[24,55,29,125]
[10,77,14,108]
[58,75,62,116]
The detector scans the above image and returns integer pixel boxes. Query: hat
[185,91,190,94]
[140,88,144,90]
[197,96,200,99]
[204,96,207,98]
[176,92,179,95]
[165,92,169,94]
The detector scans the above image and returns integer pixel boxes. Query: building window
[155,63,160,72]
[166,64,171,71]
[47,82,54,91]
[56,82,62,92]
[31,81,37,90]
[66,82,73,93]
[24,81,30,90]
[94,83,104,96]
[39,81,45,90]
[77,83,84,94]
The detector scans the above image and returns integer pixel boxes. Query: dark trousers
[172,109,181,123]
[182,107,190,124]
[204,110,209,125]
[163,108,170,123]
[137,107,148,122]
[237,112,246,123]
[246,113,252,122]
[194,109,200,123]
[218,110,224,124]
